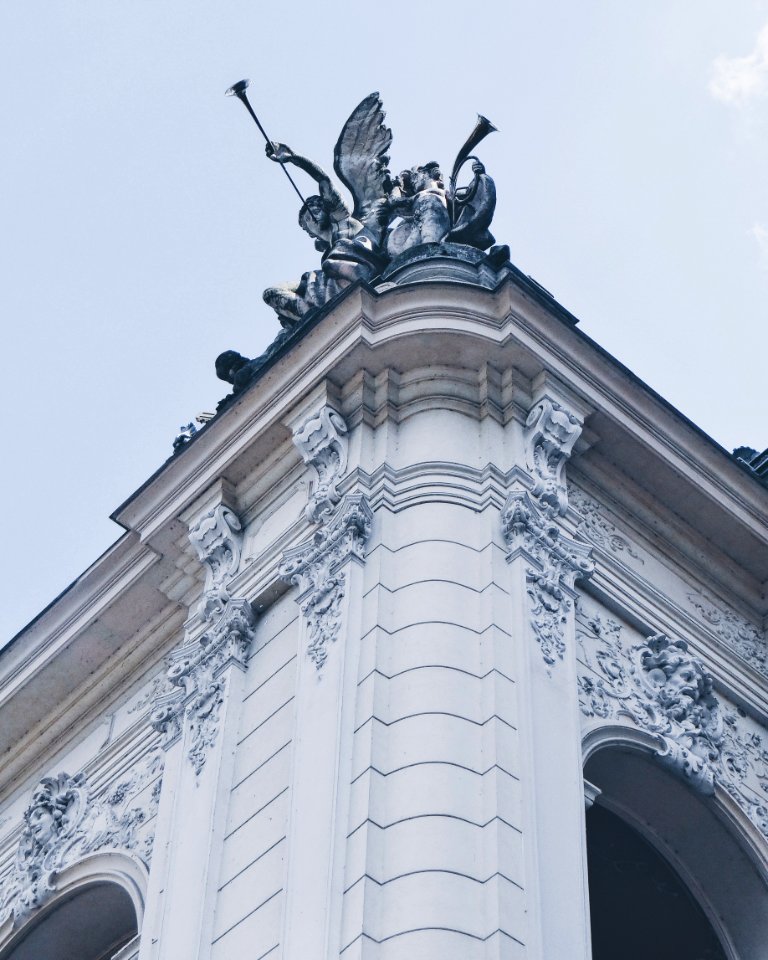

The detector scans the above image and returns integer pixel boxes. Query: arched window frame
[0,850,147,957]
[583,726,768,960]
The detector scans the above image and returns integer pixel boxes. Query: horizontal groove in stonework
[219,836,286,892]
[350,759,519,785]
[343,868,524,895]
[237,696,294,748]
[354,711,517,735]
[368,484,508,516]
[361,578,508,603]
[224,786,288,841]
[341,925,525,952]
[358,619,512,643]
[347,812,522,840]
[211,887,282,944]
[243,654,296,702]
[245,613,298,664]
[252,946,278,960]
[232,740,291,791]
[358,664,515,686]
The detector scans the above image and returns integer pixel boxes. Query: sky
[1,1,767,643]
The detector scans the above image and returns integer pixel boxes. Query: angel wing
[333,93,392,221]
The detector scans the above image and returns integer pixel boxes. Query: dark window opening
[0,882,137,960]
[587,804,727,960]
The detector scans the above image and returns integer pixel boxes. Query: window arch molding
[0,850,147,957]
[583,727,768,960]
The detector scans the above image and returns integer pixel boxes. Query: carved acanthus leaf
[293,405,349,522]
[501,488,593,666]
[577,608,768,836]
[525,397,582,515]
[150,599,257,771]
[0,753,162,928]
[279,493,372,670]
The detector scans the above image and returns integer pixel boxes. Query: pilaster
[139,488,257,960]
[278,405,373,960]
[502,380,594,960]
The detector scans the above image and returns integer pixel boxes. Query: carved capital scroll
[292,405,349,522]
[188,504,244,620]
[525,396,583,515]
[279,493,372,670]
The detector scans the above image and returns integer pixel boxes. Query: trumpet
[225,79,312,211]
[449,114,498,222]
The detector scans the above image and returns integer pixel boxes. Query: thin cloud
[751,223,768,269]
[710,24,768,105]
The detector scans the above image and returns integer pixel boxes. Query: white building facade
[0,249,766,960]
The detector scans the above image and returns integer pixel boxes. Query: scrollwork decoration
[0,752,162,928]
[501,488,593,667]
[577,608,768,837]
[279,493,372,670]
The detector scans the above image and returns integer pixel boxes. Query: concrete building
[0,246,766,960]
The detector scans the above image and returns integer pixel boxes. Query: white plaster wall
[209,591,298,960]
[341,499,524,958]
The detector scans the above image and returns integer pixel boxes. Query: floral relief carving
[292,405,349,522]
[151,501,257,775]
[567,484,644,563]
[279,493,372,670]
[0,751,162,927]
[151,599,257,772]
[501,488,593,667]
[524,396,583,515]
[577,606,768,837]
[686,591,766,676]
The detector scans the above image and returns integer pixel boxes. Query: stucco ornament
[279,493,372,670]
[524,397,583,515]
[151,503,257,774]
[501,488,593,666]
[293,406,349,522]
[188,504,243,620]
[0,755,162,927]
[577,609,768,835]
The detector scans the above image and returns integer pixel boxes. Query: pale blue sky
[2,1,767,642]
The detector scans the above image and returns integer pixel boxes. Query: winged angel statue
[262,94,394,326]
[257,92,498,327]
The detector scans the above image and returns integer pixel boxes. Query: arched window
[587,803,726,960]
[584,744,768,960]
[0,881,138,960]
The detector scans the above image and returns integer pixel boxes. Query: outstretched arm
[266,142,329,186]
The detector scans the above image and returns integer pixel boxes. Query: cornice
[112,277,767,562]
